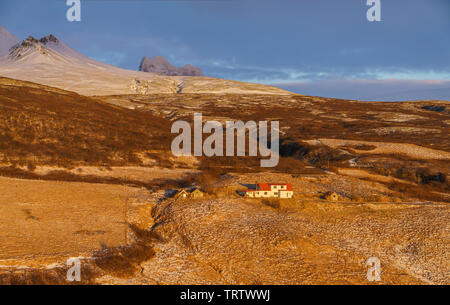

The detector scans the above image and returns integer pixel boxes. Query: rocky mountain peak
[39,34,59,45]
[5,34,69,62]
[139,55,202,76]
[22,36,39,46]
[7,36,47,60]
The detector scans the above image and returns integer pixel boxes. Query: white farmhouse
[245,183,293,199]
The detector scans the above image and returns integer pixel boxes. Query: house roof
[247,183,293,192]
[267,183,293,191]
[258,183,271,191]
[175,189,189,197]
[190,189,204,194]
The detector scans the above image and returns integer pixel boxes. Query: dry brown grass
[0,165,199,192]
[0,80,172,168]
[385,180,448,202]
[0,79,449,284]
[0,225,162,284]
[0,177,131,259]
[90,225,161,279]
[137,196,447,284]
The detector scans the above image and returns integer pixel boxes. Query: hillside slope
[0,77,171,167]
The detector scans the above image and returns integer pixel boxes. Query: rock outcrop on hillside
[139,55,202,76]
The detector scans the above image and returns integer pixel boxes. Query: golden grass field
[0,177,131,259]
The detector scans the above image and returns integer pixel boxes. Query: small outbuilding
[174,188,205,200]
[190,188,205,199]
[174,189,189,200]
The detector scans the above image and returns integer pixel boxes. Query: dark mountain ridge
[139,55,202,76]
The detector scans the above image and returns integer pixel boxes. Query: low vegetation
[0,79,172,168]
[0,78,449,284]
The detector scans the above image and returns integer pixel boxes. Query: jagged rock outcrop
[38,34,59,45]
[7,36,46,60]
[139,55,202,76]
[177,64,202,77]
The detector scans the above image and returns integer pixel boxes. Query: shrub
[262,198,280,209]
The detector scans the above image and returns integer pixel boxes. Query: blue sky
[0,0,449,100]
